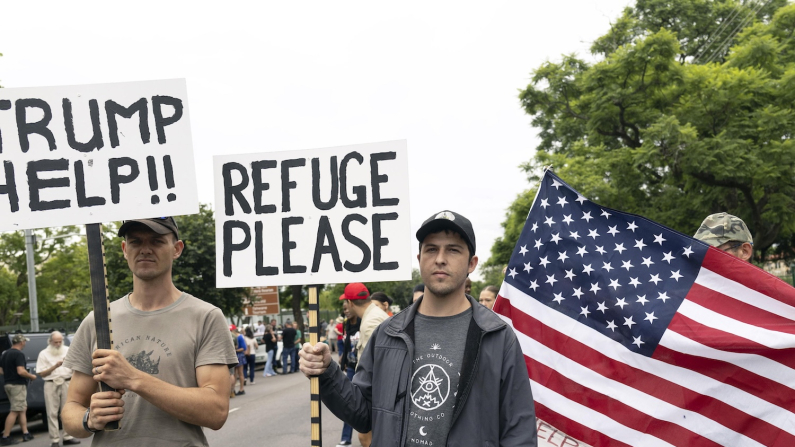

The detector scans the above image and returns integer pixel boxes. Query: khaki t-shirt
[63,293,237,447]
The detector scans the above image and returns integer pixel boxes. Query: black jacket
[318,295,537,446]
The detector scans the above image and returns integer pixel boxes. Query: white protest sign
[0,79,198,232]
[214,140,411,287]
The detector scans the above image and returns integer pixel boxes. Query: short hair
[370,292,393,306]
[350,298,369,307]
[413,283,425,294]
[48,331,64,343]
[483,285,499,295]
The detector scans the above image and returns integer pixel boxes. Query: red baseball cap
[344,283,369,300]
[338,294,347,301]
[229,324,237,331]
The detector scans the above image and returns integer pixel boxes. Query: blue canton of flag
[503,170,709,356]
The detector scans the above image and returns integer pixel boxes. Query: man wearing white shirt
[254,320,266,338]
[36,331,80,447]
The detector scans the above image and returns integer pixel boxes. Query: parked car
[0,332,70,429]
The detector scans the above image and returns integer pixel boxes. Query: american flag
[494,170,795,447]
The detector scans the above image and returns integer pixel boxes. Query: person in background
[294,321,303,346]
[465,277,472,296]
[693,212,754,262]
[320,319,328,339]
[232,327,247,395]
[281,321,298,374]
[36,331,81,447]
[326,315,339,354]
[270,319,279,331]
[412,283,425,303]
[261,324,278,378]
[370,292,394,316]
[335,296,361,447]
[479,285,499,310]
[1,334,37,445]
[341,283,389,447]
[254,320,265,338]
[243,327,258,385]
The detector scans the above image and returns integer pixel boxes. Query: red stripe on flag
[668,311,795,370]
[653,344,795,415]
[534,401,631,447]
[686,283,795,337]
[701,248,795,306]
[525,356,722,447]
[499,298,795,446]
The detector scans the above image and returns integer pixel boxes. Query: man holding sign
[62,217,237,446]
[299,210,537,446]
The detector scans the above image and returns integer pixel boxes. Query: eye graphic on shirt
[410,364,450,411]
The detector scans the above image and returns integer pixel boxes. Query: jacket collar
[387,293,506,334]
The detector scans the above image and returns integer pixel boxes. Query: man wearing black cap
[300,210,537,446]
[62,217,238,446]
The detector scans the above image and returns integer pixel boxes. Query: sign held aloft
[0,79,199,232]
[215,140,411,287]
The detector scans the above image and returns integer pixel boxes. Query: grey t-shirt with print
[405,307,472,447]
[63,293,237,447]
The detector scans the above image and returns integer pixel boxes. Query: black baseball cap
[416,210,476,255]
[118,217,180,240]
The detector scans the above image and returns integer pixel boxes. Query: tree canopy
[489,0,795,267]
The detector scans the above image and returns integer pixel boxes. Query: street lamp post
[24,229,39,332]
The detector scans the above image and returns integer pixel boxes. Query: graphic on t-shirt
[411,364,450,411]
[127,350,160,374]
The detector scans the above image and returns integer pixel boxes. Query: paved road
[207,370,355,447]
[7,369,358,447]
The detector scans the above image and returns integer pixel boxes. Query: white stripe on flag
[695,269,795,319]
[660,329,795,386]
[529,378,677,447]
[508,316,762,447]
[677,299,795,349]
[499,281,795,432]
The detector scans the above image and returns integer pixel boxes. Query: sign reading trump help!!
[214,140,411,287]
[0,79,198,232]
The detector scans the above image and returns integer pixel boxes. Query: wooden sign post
[85,223,119,431]
[308,286,321,446]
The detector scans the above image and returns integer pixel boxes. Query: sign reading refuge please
[214,140,411,287]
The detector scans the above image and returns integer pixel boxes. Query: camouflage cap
[693,213,753,247]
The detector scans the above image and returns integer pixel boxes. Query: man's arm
[92,349,230,430]
[499,333,537,447]
[63,370,124,437]
[16,365,36,381]
[38,360,63,378]
[300,328,376,433]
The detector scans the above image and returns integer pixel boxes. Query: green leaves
[490,0,795,267]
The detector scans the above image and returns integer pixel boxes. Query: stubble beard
[425,277,465,298]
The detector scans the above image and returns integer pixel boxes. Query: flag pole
[308,285,322,446]
[85,223,120,431]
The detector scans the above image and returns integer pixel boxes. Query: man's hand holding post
[299,342,331,377]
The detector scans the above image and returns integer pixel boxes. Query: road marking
[229,407,239,414]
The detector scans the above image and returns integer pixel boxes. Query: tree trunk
[291,285,305,344]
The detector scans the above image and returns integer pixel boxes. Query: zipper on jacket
[446,329,487,445]
[393,329,414,447]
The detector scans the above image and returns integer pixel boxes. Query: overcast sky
[0,0,632,280]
